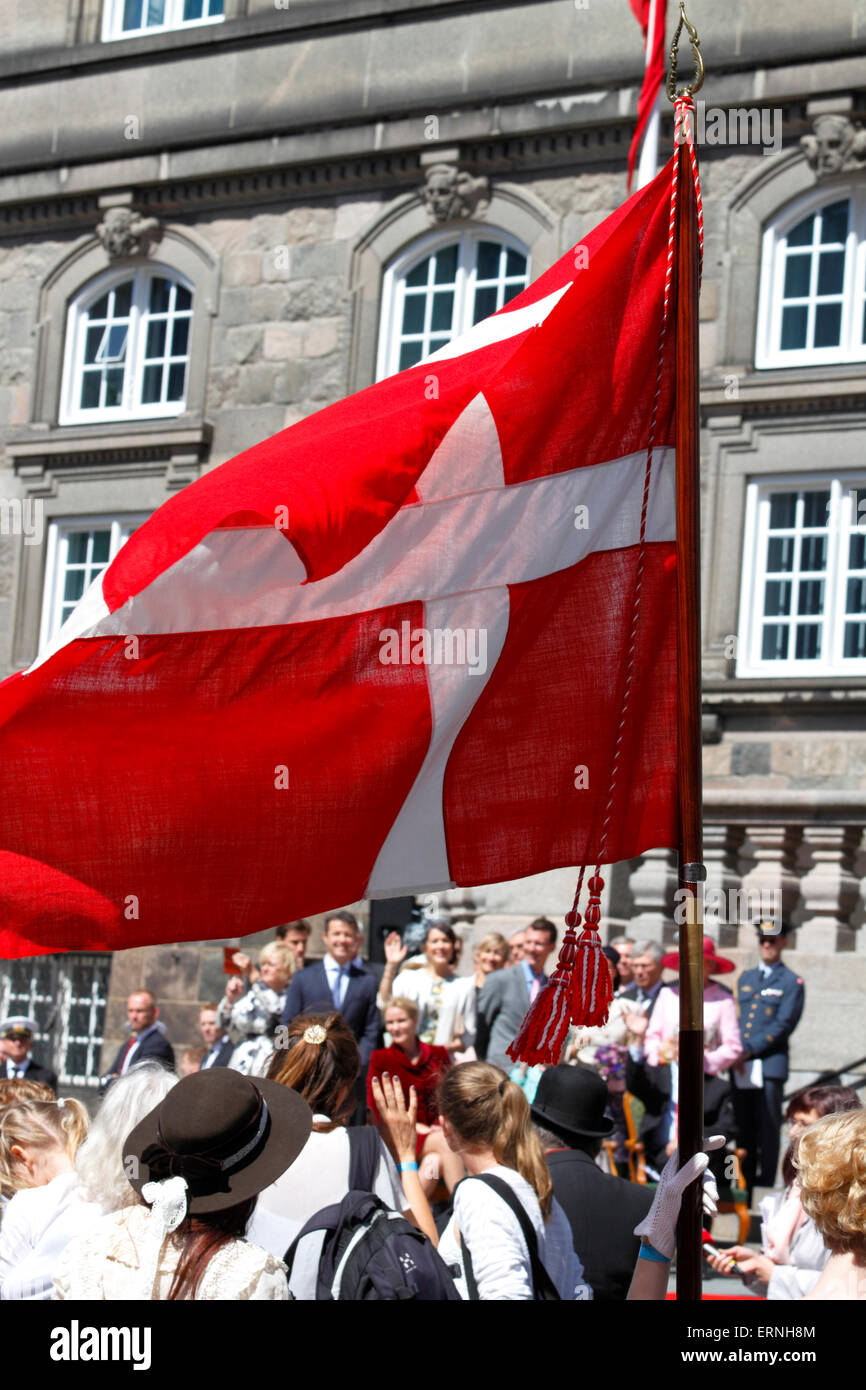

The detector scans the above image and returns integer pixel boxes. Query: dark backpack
[283,1127,462,1301]
[457,1173,562,1301]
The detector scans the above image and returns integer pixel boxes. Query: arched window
[377,231,530,379]
[756,189,866,368]
[60,268,194,424]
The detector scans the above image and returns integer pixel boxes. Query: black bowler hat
[756,920,792,940]
[124,1068,312,1215]
[530,1065,614,1142]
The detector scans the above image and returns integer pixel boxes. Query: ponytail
[0,1097,89,1196]
[438,1062,553,1220]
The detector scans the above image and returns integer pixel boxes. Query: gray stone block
[731,743,771,776]
[287,240,347,279]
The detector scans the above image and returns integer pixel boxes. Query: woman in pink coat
[645,937,743,1076]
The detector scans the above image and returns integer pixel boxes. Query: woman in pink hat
[644,936,743,1078]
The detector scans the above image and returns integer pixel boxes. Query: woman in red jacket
[367,998,463,1196]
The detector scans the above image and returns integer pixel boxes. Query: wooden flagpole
[668,3,705,1303]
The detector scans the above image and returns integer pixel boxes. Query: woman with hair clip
[248,1012,438,1263]
[0,1095,91,1299]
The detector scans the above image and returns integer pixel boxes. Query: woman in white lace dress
[53,1068,312,1301]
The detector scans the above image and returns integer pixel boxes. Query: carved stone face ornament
[422,163,490,225]
[801,113,866,177]
[96,206,162,259]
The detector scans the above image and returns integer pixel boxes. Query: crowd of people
[0,908,863,1301]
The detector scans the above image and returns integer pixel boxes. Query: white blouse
[0,1171,100,1301]
[388,969,477,1048]
[438,1165,592,1301]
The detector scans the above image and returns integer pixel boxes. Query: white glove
[634,1135,725,1260]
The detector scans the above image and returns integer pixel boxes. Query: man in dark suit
[281,911,381,1117]
[618,939,666,1019]
[531,1065,654,1300]
[198,1003,234,1070]
[1,1016,58,1091]
[475,917,558,1071]
[102,990,175,1087]
[732,920,805,1191]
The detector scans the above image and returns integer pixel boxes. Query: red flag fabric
[0,163,679,957]
[627,0,667,193]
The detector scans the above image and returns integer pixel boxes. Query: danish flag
[0,163,678,957]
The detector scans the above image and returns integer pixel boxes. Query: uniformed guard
[0,1014,58,1090]
[731,921,805,1193]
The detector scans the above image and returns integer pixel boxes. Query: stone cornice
[703,788,866,823]
[6,419,212,469]
[702,366,866,419]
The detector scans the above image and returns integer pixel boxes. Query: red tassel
[507,921,579,1066]
[570,874,612,1027]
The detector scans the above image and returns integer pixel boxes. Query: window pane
[476,241,502,280]
[761,624,788,660]
[147,0,167,25]
[149,277,172,313]
[798,579,825,615]
[763,580,791,617]
[175,285,192,312]
[104,368,124,407]
[780,305,807,350]
[184,0,204,16]
[814,302,842,347]
[844,623,866,657]
[123,0,144,29]
[113,281,133,317]
[80,371,100,410]
[401,295,425,335]
[802,491,830,527]
[502,282,523,307]
[428,337,450,354]
[767,536,795,571]
[473,286,499,324]
[398,341,424,371]
[800,534,827,571]
[167,362,186,400]
[141,364,163,403]
[433,246,458,284]
[405,259,430,289]
[63,569,86,603]
[769,493,797,529]
[794,625,821,659]
[847,576,866,615]
[430,291,454,333]
[91,530,111,564]
[505,248,527,278]
[817,251,844,296]
[850,534,866,570]
[783,255,810,298]
[820,200,849,244]
[67,532,89,565]
[89,293,109,320]
[84,326,103,365]
[145,319,167,359]
[171,317,190,357]
[102,324,128,362]
[786,214,814,248]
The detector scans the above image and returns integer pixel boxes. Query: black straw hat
[124,1068,312,1215]
[530,1065,614,1142]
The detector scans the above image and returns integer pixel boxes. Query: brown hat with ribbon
[124,1067,312,1216]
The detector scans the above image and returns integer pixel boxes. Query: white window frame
[736,473,866,677]
[102,0,225,41]
[756,186,866,369]
[376,228,530,381]
[39,514,149,652]
[60,266,194,425]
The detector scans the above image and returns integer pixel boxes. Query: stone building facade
[0,0,865,1092]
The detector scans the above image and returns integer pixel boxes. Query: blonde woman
[798,1109,866,1300]
[436,1061,591,1299]
[218,941,296,1076]
[0,1096,92,1299]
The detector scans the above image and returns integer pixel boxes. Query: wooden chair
[600,1138,619,1175]
[716,1146,751,1245]
[622,1091,648,1184]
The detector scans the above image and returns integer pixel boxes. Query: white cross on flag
[0,164,679,957]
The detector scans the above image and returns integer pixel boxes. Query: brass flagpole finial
[666,1,704,103]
